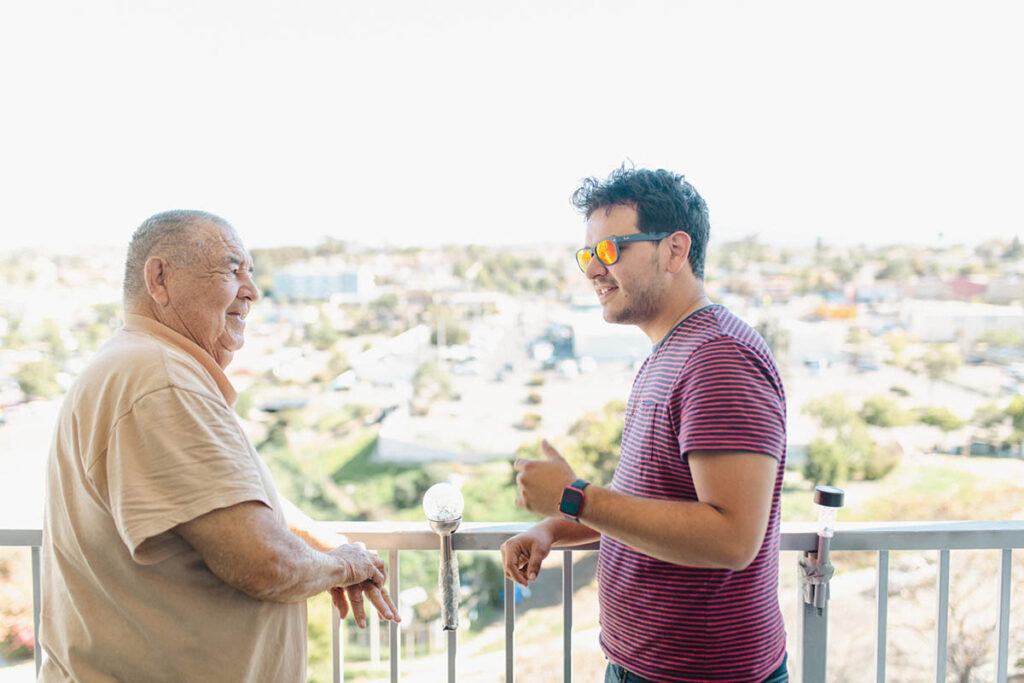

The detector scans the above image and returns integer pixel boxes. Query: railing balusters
[563,550,573,683]
[446,629,457,682]
[875,549,889,683]
[389,549,400,683]
[935,550,950,683]
[505,576,515,683]
[332,600,342,683]
[996,548,1011,683]
[32,545,41,676]
[4,522,1022,682]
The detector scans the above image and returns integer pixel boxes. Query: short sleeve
[104,386,271,563]
[676,338,786,460]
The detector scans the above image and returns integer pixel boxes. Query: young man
[501,167,788,682]
[40,210,398,682]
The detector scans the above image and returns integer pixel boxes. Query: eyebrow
[221,253,254,270]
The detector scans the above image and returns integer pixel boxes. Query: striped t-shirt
[597,304,787,682]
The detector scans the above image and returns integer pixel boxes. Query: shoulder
[677,307,776,370]
[73,329,225,408]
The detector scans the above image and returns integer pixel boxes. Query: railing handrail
[3,520,1023,682]
[4,519,1024,552]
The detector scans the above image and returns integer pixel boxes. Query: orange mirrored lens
[595,239,618,265]
[576,249,592,271]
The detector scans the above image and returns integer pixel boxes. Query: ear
[144,256,171,306]
[664,231,692,275]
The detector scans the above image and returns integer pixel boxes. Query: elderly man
[39,210,398,682]
[502,167,789,682]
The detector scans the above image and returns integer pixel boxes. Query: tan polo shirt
[39,314,306,682]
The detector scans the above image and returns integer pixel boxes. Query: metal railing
[3,521,1022,682]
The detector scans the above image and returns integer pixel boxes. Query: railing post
[389,549,400,683]
[935,550,950,682]
[563,550,573,683]
[32,545,41,676]
[505,577,515,683]
[331,603,342,683]
[874,550,889,683]
[996,548,1012,683]
[799,590,829,682]
[797,485,845,682]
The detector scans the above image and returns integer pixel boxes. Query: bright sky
[2,0,1022,252]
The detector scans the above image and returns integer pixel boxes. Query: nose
[240,272,261,302]
[584,253,608,280]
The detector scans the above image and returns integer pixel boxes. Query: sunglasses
[575,232,672,272]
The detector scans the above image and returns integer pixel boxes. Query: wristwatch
[559,479,590,522]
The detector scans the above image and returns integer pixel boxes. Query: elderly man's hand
[328,542,387,588]
[513,439,577,518]
[330,581,401,628]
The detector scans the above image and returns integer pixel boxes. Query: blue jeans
[605,653,789,683]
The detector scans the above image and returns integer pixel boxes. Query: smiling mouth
[595,284,617,299]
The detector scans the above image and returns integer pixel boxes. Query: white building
[272,259,377,302]
[900,300,1024,345]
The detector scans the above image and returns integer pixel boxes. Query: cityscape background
[1,235,1022,681]
[2,1,1023,681]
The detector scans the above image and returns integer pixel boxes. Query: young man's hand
[513,439,576,518]
[500,527,554,586]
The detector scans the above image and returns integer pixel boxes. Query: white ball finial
[423,482,464,522]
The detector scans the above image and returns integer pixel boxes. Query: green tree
[918,406,965,431]
[920,344,962,386]
[562,400,626,483]
[16,360,60,399]
[803,394,858,430]
[3,316,26,348]
[804,439,848,487]
[802,394,900,484]
[305,320,342,351]
[859,395,913,427]
[1006,395,1024,446]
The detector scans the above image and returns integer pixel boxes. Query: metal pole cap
[814,485,845,508]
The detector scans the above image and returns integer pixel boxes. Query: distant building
[900,300,1024,345]
[562,305,650,365]
[985,277,1024,305]
[272,259,377,302]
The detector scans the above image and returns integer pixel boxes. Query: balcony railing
[3,521,1022,682]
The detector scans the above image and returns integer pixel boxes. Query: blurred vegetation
[16,359,60,399]
[803,394,902,486]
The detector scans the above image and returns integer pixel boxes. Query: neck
[643,284,713,344]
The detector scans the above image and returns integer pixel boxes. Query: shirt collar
[123,314,237,406]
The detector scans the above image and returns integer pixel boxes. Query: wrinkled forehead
[199,222,254,268]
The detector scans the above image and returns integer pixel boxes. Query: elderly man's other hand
[328,542,387,588]
[330,581,401,628]
[513,439,576,518]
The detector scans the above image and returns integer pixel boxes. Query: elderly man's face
[164,222,260,368]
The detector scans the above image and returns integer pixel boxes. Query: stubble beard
[603,275,665,327]
[603,252,666,327]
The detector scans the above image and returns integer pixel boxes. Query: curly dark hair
[571,164,710,279]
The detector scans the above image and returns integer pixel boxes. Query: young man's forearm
[576,485,764,570]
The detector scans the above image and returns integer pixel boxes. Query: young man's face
[582,204,669,334]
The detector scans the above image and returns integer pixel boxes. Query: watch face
[559,487,584,516]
